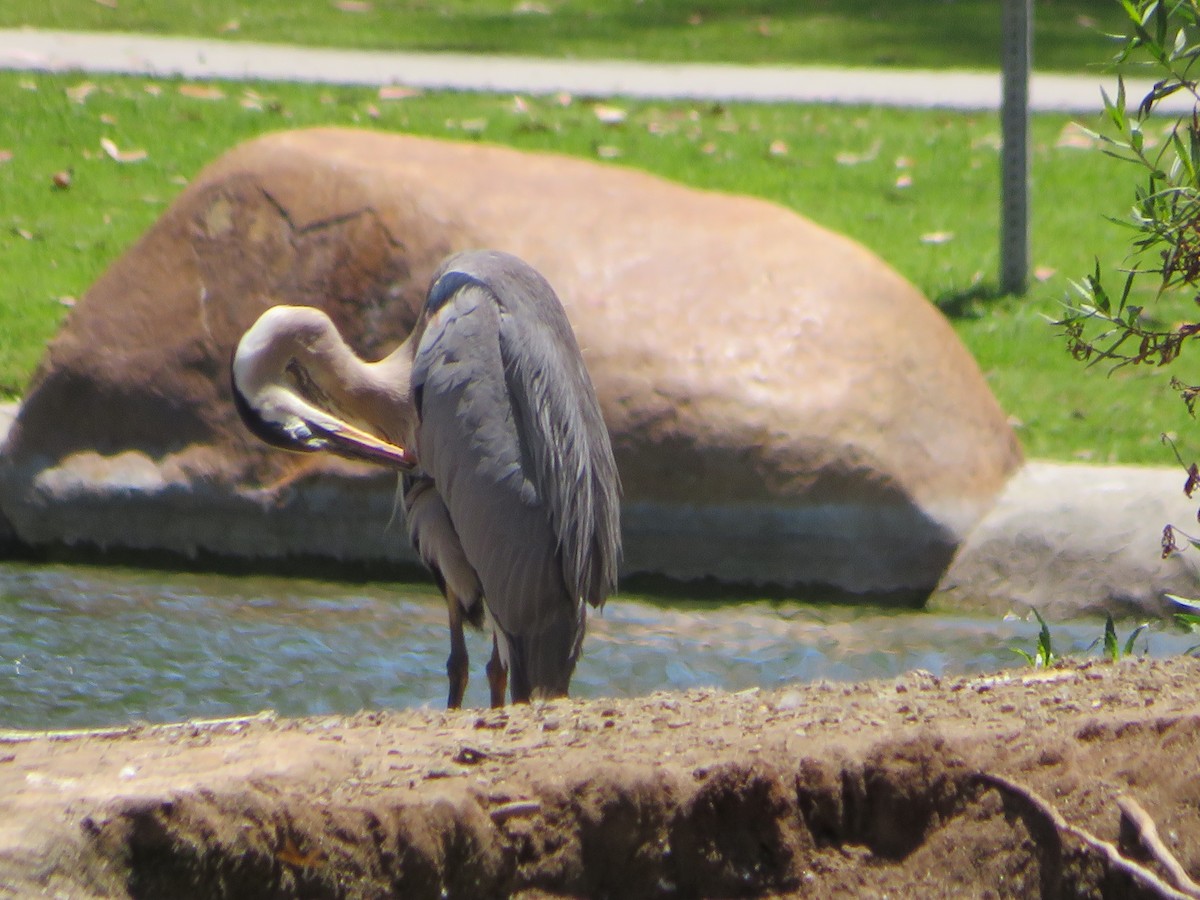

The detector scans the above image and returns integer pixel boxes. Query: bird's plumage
[409,251,620,697]
[231,249,620,705]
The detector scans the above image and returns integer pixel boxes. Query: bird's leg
[446,597,469,709]
[486,633,508,708]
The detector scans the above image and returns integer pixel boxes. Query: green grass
[0,69,1194,466]
[1,0,1131,72]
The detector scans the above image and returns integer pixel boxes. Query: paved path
[0,27,1192,114]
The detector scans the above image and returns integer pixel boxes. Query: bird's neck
[302,331,417,449]
[357,341,418,445]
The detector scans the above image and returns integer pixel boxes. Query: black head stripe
[425,270,487,314]
[230,359,301,452]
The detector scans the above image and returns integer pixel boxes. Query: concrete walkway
[0,27,1193,115]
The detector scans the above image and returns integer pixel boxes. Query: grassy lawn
[1,0,1131,72]
[0,69,1193,467]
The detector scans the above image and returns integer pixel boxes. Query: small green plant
[1056,0,1200,537]
[1097,612,1149,661]
[1012,608,1059,668]
[1013,609,1149,668]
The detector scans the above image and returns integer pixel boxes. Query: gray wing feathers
[411,278,568,636]
[412,251,621,691]
[496,278,621,609]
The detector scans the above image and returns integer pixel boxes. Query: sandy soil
[3,657,1200,898]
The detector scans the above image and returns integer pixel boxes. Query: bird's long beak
[307,415,417,471]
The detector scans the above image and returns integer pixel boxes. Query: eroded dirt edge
[3,657,1200,898]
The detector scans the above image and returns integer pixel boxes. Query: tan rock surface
[935,461,1200,616]
[0,128,1021,596]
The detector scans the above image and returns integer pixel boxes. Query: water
[0,561,1194,731]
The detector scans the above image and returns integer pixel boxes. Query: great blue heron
[231,249,621,708]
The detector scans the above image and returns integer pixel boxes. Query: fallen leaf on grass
[513,0,550,12]
[1034,265,1057,282]
[239,89,276,111]
[92,0,117,8]
[178,84,225,101]
[333,0,372,11]
[100,137,148,163]
[768,139,788,157]
[593,104,627,125]
[65,82,96,104]
[58,296,76,308]
[919,231,955,245]
[0,150,12,164]
[379,85,420,100]
[219,19,240,32]
[894,174,913,189]
[836,140,881,166]
[51,169,72,189]
[595,145,622,159]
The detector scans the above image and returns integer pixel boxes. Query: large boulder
[0,128,1021,599]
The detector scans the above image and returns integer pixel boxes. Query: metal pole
[1000,0,1031,296]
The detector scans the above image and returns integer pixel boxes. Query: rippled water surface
[0,562,1194,730]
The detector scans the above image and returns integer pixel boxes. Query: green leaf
[1104,613,1119,661]
[1166,592,1200,611]
[1103,80,1128,132]
[1033,608,1055,666]
[1174,612,1200,631]
[1170,130,1197,183]
[1012,648,1036,666]
[1155,1,1169,48]
[1141,0,1161,30]
[1123,623,1149,656]
[1090,270,1112,314]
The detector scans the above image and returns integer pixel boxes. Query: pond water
[0,561,1194,731]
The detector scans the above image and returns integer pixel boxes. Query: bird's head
[231,305,417,471]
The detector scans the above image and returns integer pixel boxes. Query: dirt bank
[3,657,1200,898]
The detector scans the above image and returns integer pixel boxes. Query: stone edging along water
[0,401,1197,616]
